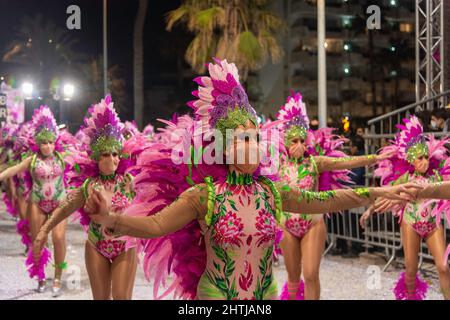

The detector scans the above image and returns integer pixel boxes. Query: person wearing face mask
[360,115,450,300]
[0,106,67,296]
[79,59,426,300]
[275,93,394,300]
[430,108,450,132]
[32,96,140,300]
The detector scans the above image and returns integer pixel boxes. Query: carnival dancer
[276,92,394,300]
[33,95,142,300]
[361,115,450,300]
[0,107,67,296]
[83,59,422,300]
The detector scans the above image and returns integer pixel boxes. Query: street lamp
[22,82,33,99]
[63,83,75,100]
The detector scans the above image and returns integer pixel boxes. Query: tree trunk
[133,0,148,129]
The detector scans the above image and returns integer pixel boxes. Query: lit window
[400,23,413,33]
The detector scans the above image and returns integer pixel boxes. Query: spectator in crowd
[349,135,366,186]
[431,108,450,132]
[415,109,432,132]
[310,118,319,130]
[355,127,365,138]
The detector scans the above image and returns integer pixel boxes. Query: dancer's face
[413,154,429,174]
[98,151,120,175]
[39,141,55,157]
[288,137,306,159]
[227,120,260,175]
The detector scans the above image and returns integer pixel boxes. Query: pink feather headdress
[31,105,58,145]
[187,58,257,135]
[276,91,310,145]
[82,94,124,160]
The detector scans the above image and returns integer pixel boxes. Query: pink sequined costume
[276,92,379,299]
[89,59,397,300]
[374,115,450,300]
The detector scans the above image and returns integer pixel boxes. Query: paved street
[0,202,444,300]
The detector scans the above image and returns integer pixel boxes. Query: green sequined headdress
[187,58,258,139]
[83,95,124,160]
[276,92,310,146]
[31,106,58,145]
[395,116,428,163]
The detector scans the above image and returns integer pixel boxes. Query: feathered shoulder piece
[374,115,450,185]
[307,127,352,190]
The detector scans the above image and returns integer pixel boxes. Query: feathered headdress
[143,123,154,137]
[0,122,18,148]
[123,121,140,140]
[395,116,428,163]
[276,92,309,146]
[83,95,124,160]
[374,115,450,186]
[31,106,58,145]
[188,58,257,136]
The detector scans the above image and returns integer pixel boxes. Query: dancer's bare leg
[300,219,326,300]
[17,195,27,221]
[425,226,450,300]
[280,230,302,299]
[29,203,47,287]
[85,242,112,300]
[51,219,67,283]
[401,222,421,297]
[111,248,138,300]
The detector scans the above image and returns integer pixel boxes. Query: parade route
[0,204,444,300]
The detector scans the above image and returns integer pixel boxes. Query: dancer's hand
[374,197,405,213]
[85,187,109,217]
[375,150,396,161]
[33,231,48,265]
[359,206,374,229]
[374,182,422,201]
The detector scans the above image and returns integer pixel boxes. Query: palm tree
[133,0,148,129]
[2,14,85,90]
[165,0,286,79]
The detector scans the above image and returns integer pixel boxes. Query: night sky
[0,0,189,123]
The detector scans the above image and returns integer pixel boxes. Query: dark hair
[415,110,431,132]
[351,135,365,151]
[431,108,449,120]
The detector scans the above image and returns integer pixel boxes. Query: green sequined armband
[53,261,68,270]
[354,187,370,198]
[204,176,216,226]
[30,154,38,171]
[82,178,92,199]
[258,176,282,223]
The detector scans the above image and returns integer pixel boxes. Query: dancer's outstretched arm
[33,189,85,262]
[417,181,450,200]
[277,183,422,215]
[313,150,394,173]
[0,156,32,181]
[87,184,208,239]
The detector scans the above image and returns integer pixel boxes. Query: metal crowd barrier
[324,191,450,272]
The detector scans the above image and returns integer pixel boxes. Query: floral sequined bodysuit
[30,153,66,214]
[400,173,438,239]
[279,157,321,238]
[197,173,278,300]
[84,173,135,261]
